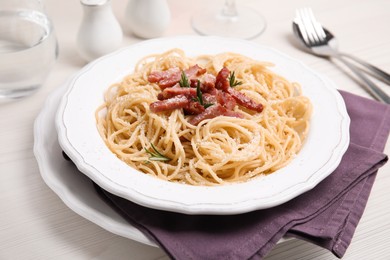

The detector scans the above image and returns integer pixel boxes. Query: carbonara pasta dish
[96,49,312,186]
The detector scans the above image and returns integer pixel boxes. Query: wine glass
[191,0,266,39]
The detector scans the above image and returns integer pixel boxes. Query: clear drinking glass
[0,0,58,100]
[191,0,266,39]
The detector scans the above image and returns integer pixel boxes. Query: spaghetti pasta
[96,49,312,186]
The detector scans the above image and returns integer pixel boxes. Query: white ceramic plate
[34,80,156,247]
[56,36,350,215]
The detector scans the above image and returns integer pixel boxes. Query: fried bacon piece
[186,64,207,80]
[216,90,236,110]
[215,67,230,91]
[148,65,206,89]
[189,104,226,126]
[202,93,217,104]
[227,88,263,112]
[189,104,244,126]
[148,67,180,89]
[157,85,197,100]
[150,95,189,113]
[200,73,216,93]
[184,101,205,115]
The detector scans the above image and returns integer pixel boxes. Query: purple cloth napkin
[94,91,389,259]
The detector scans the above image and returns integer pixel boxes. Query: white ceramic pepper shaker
[125,0,171,39]
[76,0,123,62]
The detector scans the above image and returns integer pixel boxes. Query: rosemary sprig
[203,103,214,109]
[229,71,242,87]
[179,70,190,88]
[144,143,171,162]
[195,80,213,108]
[196,80,203,105]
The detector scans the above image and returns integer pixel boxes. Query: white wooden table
[1,0,389,259]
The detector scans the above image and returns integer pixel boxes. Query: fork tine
[306,8,327,40]
[300,7,320,44]
[295,8,316,45]
[294,10,310,45]
[295,7,329,46]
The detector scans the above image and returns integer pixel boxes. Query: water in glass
[0,7,57,100]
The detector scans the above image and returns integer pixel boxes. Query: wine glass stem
[222,0,238,17]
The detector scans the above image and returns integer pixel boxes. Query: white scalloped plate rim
[34,79,156,246]
[56,36,350,215]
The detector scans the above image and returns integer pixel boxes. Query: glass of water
[0,0,58,100]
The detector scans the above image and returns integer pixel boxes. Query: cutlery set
[293,7,390,104]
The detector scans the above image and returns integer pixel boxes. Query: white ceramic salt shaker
[125,0,171,39]
[76,0,123,62]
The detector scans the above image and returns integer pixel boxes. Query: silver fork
[293,7,390,104]
[295,7,390,84]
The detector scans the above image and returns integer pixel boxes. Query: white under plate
[33,80,156,247]
[56,36,350,215]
